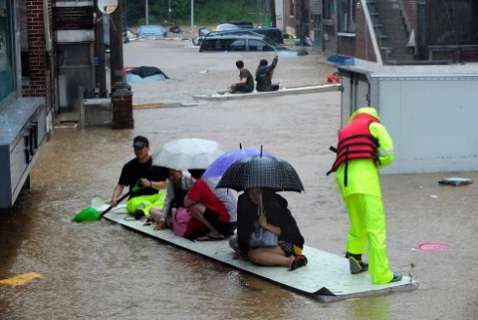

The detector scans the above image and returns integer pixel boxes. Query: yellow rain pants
[343,194,393,284]
[126,190,166,217]
[335,107,395,284]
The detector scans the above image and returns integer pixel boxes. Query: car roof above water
[202,34,266,41]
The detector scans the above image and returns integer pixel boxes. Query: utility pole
[110,0,124,87]
[145,0,149,25]
[417,0,427,60]
[168,0,171,22]
[95,10,107,97]
[190,0,194,36]
[110,0,133,129]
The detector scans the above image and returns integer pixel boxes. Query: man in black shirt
[111,136,169,218]
[255,55,279,92]
[229,60,254,94]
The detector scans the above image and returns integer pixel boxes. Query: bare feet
[155,220,167,230]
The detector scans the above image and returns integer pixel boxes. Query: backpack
[256,67,268,83]
[171,208,208,239]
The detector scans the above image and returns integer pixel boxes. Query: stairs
[366,0,414,63]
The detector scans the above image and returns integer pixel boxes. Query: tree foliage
[126,0,262,26]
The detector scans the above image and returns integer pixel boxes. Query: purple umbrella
[202,147,272,179]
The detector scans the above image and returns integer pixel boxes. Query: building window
[248,39,274,52]
[19,0,30,83]
[229,39,245,51]
[290,0,295,17]
[0,0,15,103]
[323,0,335,20]
[338,0,356,33]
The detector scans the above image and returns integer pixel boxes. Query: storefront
[0,0,49,210]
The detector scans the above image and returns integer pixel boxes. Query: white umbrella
[153,138,223,170]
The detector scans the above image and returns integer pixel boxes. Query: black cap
[133,136,149,149]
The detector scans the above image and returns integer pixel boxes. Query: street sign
[98,0,118,14]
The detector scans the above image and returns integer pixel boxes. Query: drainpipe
[359,0,383,65]
[417,0,427,60]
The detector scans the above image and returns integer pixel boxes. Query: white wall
[275,0,284,30]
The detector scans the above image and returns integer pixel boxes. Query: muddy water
[1,42,478,319]
[1,98,340,319]
[2,96,478,319]
[0,130,322,319]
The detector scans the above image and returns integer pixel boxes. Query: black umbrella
[216,155,304,192]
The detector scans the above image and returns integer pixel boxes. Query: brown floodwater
[0,124,335,320]
[1,42,478,319]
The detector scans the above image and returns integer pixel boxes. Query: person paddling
[111,136,169,219]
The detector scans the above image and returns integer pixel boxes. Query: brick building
[313,0,478,64]
[278,0,311,42]
[21,0,55,100]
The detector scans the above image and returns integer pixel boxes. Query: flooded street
[1,41,478,319]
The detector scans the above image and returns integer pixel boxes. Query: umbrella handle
[257,191,264,216]
[100,192,130,218]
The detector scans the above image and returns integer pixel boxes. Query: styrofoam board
[100,206,418,300]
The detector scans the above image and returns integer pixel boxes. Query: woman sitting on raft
[230,188,307,271]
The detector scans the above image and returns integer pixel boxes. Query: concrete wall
[337,35,356,56]
[275,0,284,30]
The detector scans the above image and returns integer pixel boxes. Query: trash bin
[111,84,133,129]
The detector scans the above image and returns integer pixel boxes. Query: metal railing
[361,0,383,65]
[397,0,412,38]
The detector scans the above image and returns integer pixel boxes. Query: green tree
[128,0,261,27]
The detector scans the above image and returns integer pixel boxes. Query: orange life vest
[327,113,380,186]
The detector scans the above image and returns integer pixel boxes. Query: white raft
[193,83,342,101]
[94,199,417,301]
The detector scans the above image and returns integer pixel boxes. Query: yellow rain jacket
[333,107,395,284]
[335,107,394,198]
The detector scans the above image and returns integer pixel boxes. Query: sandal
[289,255,308,271]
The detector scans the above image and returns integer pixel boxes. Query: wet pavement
[1,41,478,319]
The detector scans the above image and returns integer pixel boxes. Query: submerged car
[248,27,283,44]
[137,25,167,39]
[199,35,307,56]
[216,23,239,31]
[228,21,254,29]
[196,27,283,46]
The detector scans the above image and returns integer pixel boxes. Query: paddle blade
[72,207,101,222]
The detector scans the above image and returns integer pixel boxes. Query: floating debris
[0,272,45,287]
[416,243,449,251]
[438,177,473,186]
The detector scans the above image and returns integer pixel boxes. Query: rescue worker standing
[327,107,402,284]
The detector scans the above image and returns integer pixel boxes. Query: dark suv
[196,27,283,46]
[198,35,307,56]
[248,27,283,44]
[195,29,271,46]
[199,35,275,52]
